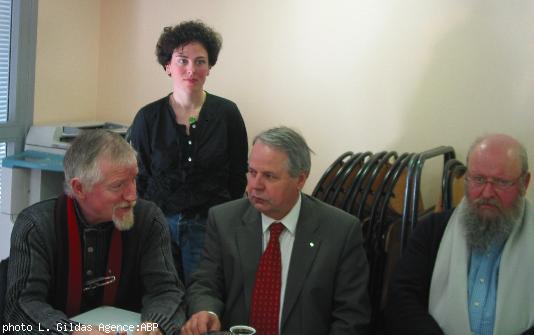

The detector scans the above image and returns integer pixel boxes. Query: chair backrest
[327,152,371,208]
[312,151,353,200]
[0,257,9,326]
[400,146,455,253]
[353,151,398,219]
[442,159,466,211]
[449,172,465,208]
[343,151,386,216]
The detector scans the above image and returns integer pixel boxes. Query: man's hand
[181,311,221,335]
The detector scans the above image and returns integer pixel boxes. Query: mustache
[473,198,502,209]
[114,201,136,209]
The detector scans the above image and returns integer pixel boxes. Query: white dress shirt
[260,193,302,329]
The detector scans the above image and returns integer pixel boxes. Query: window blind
[0,0,11,208]
[0,142,5,205]
[0,0,11,123]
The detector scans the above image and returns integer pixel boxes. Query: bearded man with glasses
[385,134,534,335]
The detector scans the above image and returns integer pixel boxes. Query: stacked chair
[312,151,354,201]
[312,146,466,334]
[440,158,467,211]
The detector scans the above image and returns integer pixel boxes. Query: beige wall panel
[35,0,534,199]
[34,0,100,124]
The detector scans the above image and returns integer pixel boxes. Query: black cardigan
[384,210,451,335]
[130,92,248,215]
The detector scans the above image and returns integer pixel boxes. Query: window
[0,0,37,212]
[0,0,11,123]
[0,142,5,205]
[0,0,12,210]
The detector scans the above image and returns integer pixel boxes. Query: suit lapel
[236,204,263,315]
[281,196,321,326]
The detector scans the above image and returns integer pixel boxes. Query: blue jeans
[166,212,208,285]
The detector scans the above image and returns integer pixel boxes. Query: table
[72,306,140,334]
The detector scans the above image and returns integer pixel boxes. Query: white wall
[33,0,534,200]
[33,0,101,124]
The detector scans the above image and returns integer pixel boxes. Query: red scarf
[65,196,122,316]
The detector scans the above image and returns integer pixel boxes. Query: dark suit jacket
[186,194,370,335]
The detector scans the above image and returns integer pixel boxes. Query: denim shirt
[468,240,505,335]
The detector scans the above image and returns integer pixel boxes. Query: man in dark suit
[181,126,370,335]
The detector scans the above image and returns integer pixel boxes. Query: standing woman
[130,20,248,284]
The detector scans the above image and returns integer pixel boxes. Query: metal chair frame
[400,146,455,253]
[441,159,466,211]
[312,151,353,200]
[342,151,386,216]
[327,152,372,207]
[354,151,398,219]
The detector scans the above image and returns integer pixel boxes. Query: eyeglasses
[83,276,116,292]
[465,174,524,190]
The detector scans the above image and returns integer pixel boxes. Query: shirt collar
[73,198,114,231]
[261,193,302,235]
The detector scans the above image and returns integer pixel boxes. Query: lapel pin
[309,242,315,247]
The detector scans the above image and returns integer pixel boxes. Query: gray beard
[113,210,134,231]
[462,197,524,251]
[112,203,135,231]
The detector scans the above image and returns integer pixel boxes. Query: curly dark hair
[156,20,222,69]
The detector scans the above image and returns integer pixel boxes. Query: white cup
[229,325,256,334]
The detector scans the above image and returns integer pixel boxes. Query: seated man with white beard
[384,134,534,335]
[4,130,185,335]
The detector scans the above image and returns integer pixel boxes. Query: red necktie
[250,222,285,335]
